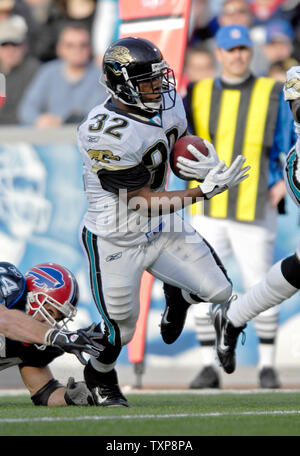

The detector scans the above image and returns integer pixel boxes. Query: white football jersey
[77,94,187,246]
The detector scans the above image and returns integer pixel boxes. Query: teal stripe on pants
[84,228,115,345]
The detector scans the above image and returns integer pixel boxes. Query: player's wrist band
[44,328,56,345]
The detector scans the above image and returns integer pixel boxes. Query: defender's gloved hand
[45,323,105,365]
[64,377,98,405]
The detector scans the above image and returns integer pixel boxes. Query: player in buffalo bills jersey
[77,37,250,406]
[209,68,300,376]
[0,261,104,406]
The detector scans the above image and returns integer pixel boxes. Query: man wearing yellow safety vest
[184,25,296,389]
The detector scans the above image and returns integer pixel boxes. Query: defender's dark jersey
[0,262,63,371]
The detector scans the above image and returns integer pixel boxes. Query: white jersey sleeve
[78,105,145,173]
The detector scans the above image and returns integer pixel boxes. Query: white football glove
[283,66,300,101]
[199,155,250,200]
[176,139,219,181]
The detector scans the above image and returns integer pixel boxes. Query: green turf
[1,392,300,436]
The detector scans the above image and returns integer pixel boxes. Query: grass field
[1,389,300,439]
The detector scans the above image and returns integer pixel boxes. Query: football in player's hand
[170,135,209,180]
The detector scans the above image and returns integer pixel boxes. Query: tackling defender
[210,65,300,374]
[0,261,104,406]
[77,36,250,406]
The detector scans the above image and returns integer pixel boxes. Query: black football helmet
[102,37,176,112]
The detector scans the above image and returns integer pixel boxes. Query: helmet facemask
[26,292,77,350]
[26,291,77,329]
[115,61,176,112]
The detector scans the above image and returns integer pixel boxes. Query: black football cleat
[84,362,129,407]
[160,284,191,344]
[189,365,220,389]
[259,367,281,389]
[210,298,246,374]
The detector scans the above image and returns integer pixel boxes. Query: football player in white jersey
[77,37,250,406]
[210,66,300,375]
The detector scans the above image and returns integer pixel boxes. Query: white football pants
[81,213,232,350]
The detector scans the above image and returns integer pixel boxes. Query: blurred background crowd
[1,0,300,127]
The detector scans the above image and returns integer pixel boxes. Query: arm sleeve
[97,163,151,194]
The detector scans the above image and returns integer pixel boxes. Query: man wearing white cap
[0,16,39,124]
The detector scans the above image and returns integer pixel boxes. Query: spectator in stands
[0,0,29,36]
[33,0,97,62]
[0,16,40,124]
[9,0,42,54]
[20,0,52,22]
[0,0,15,21]
[267,57,299,82]
[262,19,294,73]
[181,44,216,96]
[189,0,254,47]
[250,0,287,23]
[184,44,216,82]
[18,22,107,128]
[220,0,253,27]
[189,0,269,76]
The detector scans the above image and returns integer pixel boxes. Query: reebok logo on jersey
[106,252,122,262]
[87,136,100,143]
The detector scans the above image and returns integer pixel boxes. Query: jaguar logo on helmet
[106,46,134,64]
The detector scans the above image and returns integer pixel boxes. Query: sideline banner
[118,0,191,89]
